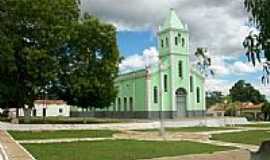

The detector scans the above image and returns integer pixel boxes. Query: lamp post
[223,99,228,126]
[158,59,166,139]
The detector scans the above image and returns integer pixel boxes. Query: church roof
[160,8,185,31]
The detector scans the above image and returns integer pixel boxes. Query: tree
[194,48,214,77]
[0,0,79,119]
[243,0,270,84]
[262,102,270,121]
[54,15,120,110]
[224,101,241,117]
[206,91,224,108]
[229,80,265,104]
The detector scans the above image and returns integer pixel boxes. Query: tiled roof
[34,100,66,105]
[239,102,263,110]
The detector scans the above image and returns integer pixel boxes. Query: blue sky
[117,31,156,57]
[82,0,270,97]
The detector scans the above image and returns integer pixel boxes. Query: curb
[4,131,36,160]
[0,143,8,160]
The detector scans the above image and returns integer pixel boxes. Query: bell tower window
[178,61,183,78]
[165,37,169,47]
[182,38,185,47]
[161,39,164,48]
[175,37,178,46]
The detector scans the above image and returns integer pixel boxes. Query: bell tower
[157,8,190,116]
[158,8,189,58]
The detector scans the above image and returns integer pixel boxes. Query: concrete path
[141,149,250,160]
[113,130,259,152]
[187,139,259,152]
[0,149,4,160]
[0,130,34,160]
[0,117,248,131]
[18,137,115,144]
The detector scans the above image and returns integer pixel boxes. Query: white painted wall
[32,103,70,117]
[11,103,70,117]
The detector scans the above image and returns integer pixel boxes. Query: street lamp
[158,59,166,139]
[223,99,228,126]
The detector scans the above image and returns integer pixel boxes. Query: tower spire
[160,8,185,31]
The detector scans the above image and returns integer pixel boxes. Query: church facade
[96,9,205,119]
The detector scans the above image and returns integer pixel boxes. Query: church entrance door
[175,88,187,117]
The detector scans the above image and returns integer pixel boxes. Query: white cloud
[119,47,158,73]
[81,0,250,57]
[205,78,233,95]
[207,55,262,77]
[209,56,231,76]
[230,61,261,75]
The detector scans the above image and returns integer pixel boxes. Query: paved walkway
[0,149,4,160]
[0,117,248,131]
[0,130,34,160]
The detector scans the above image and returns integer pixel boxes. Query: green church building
[94,9,205,119]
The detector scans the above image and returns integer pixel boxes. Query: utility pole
[158,59,166,139]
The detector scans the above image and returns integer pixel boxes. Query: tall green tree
[0,0,120,118]
[262,102,270,121]
[229,80,265,104]
[54,15,120,110]
[0,0,79,117]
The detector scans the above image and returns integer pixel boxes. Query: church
[95,9,205,119]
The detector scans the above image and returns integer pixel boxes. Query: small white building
[31,100,70,117]
[10,100,70,117]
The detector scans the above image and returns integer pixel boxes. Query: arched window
[153,86,158,103]
[196,87,200,103]
[164,74,168,92]
[161,39,164,48]
[175,37,178,46]
[118,97,121,111]
[124,97,127,111]
[113,99,116,111]
[129,97,133,111]
[190,76,193,92]
[182,38,185,47]
[178,61,183,78]
[165,37,169,47]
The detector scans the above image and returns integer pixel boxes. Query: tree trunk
[23,107,32,123]
[16,108,19,118]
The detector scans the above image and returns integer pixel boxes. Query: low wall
[71,111,206,119]
[0,117,249,131]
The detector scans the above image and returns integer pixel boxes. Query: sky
[81,0,270,97]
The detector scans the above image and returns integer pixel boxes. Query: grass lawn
[135,126,237,132]
[23,140,234,160]
[211,130,270,145]
[238,123,270,128]
[8,130,117,140]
